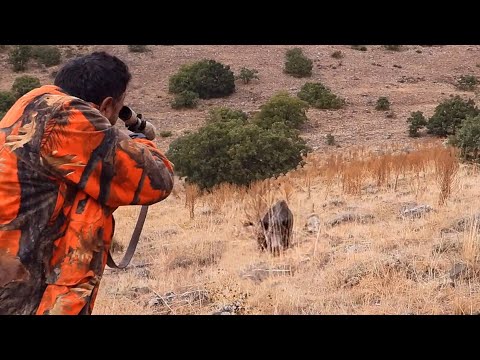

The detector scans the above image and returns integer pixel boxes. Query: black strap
[107,205,149,269]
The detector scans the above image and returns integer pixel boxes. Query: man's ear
[99,96,115,120]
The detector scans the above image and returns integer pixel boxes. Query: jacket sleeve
[39,99,174,208]
[35,193,115,315]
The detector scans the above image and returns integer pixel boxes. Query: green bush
[351,45,367,51]
[12,75,41,99]
[297,82,345,109]
[206,107,248,124]
[254,91,309,130]
[0,91,16,113]
[284,48,313,78]
[407,111,427,137]
[160,130,173,138]
[326,133,335,145]
[169,59,235,99]
[383,45,403,51]
[331,51,344,59]
[32,45,61,67]
[171,91,199,109]
[236,67,259,84]
[375,97,390,111]
[166,117,310,190]
[426,96,480,136]
[456,75,478,91]
[9,45,33,72]
[128,45,148,53]
[451,115,480,161]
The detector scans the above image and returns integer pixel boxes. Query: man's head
[54,51,131,125]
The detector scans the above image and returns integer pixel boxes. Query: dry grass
[94,142,480,315]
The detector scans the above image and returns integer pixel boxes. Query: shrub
[456,75,478,91]
[254,91,309,130]
[12,75,41,99]
[236,67,259,84]
[9,45,33,72]
[128,45,148,53]
[426,96,480,136]
[451,115,480,161]
[331,51,344,59]
[297,82,345,109]
[407,111,427,137]
[284,48,313,78]
[166,118,310,190]
[375,97,390,111]
[160,130,173,138]
[171,91,199,109]
[169,59,235,99]
[0,91,16,113]
[32,45,61,67]
[351,45,367,51]
[383,45,403,51]
[326,133,335,145]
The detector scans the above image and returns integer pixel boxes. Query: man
[0,51,174,315]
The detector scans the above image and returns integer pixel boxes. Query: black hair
[54,51,131,106]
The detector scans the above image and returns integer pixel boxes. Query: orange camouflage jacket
[0,85,174,315]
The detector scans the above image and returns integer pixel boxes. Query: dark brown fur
[257,200,293,256]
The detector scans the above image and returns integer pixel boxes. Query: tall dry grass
[95,142,480,315]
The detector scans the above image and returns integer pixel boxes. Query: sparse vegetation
[128,45,148,53]
[426,96,479,136]
[9,45,32,72]
[32,45,61,67]
[8,45,61,71]
[434,147,459,205]
[326,133,335,145]
[236,67,259,84]
[351,45,367,51]
[100,142,480,315]
[11,75,41,99]
[169,59,235,99]
[185,183,200,219]
[383,45,403,51]
[456,75,478,91]
[171,91,199,109]
[297,82,345,110]
[284,48,313,78]
[331,50,344,59]
[407,111,427,137]
[0,91,16,114]
[160,130,173,138]
[451,115,480,161]
[375,97,390,111]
